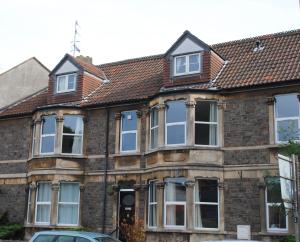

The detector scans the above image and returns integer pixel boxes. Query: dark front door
[119,190,135,242]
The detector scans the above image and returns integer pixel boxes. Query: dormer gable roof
[50,53,106,80]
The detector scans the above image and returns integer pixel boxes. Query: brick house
[0,29,299,242]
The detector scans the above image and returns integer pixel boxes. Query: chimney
[76,55,93,64]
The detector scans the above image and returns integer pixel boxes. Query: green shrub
[276,235,296,242]
[0,223,23,239]
[0,212,9,226]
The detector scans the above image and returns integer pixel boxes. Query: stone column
[136,111,143,153]
[29,183,37,224]
[267,97,275,145]
[156,182,164,229]
[115,113,121,154]
[157,104,166,148]
[258,181,267,233]
[33,119,42,156]
[185,180,195,230]
[50,183,59,226]
[55,116,64,154]
[186,101,196,146]
[217,101,226,148]
[218,181,225,232]
[78,184,85,227]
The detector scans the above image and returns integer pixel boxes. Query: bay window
[194,179,219,229]
[40,115,56,154]
[58,182,80,225]
[148,181,157,228]
[164,177,186,228]
[265,177,288,232]
[275,94,300,143]
[62,115,84,154]
[150,107,159,149]
[120,111,137,152]
[165,101,186,146]
[195,101,218,146]
[35,182,51,224]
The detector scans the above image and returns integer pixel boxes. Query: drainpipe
[102,108,110,233]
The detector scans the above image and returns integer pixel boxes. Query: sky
[0,0,299,73]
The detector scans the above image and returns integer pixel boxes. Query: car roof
[33,230,108,239]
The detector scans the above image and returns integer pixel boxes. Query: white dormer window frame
[174,53,201,76]
[56,73,77,93]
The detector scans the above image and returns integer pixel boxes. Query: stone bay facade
[0,30,299,242]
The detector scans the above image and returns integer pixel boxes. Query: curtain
[209,102,217,145]
[36,183,51,223]
[58,183,79,225]
[71,117,83,153]
[166,182,176,225]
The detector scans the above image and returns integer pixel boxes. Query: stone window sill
[30,154,87,161]
[145,145,221,155]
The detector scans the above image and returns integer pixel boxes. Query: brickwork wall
[224,96,269,147]
[0,184,27,223]
[81,182,114,230]
[224,149,269,165]
[224,178,261,232]
[0,118,31,160]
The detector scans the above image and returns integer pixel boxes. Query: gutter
[102,108,110,233]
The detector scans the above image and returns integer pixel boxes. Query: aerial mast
[71,21,80,56]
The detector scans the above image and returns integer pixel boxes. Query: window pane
[166,101,186,123]
[149,182,156,203]
[62,135,82,154]
[59,183,79,202]
[149,204,157,227]
[57,76,66,92]
[195,123,217,145]
[122,111,137,131]
[276,94,299,118]
[267,178,282,203]
[195,101,217,122]
[277,119,299,142]
[42,116,56,134]
[167,125,185,145]
[121,133,136,151]
[37,183,51,202]
[195,204,218,228]
[268,205,286,229]
[196,180,218,203]
[68,74,76,90]
[175,56,186,74]
[165,182,186,202]
[151,108,158,127]
[189,54,200,72]
[33,235,56,242]
[58,204,79,225]
[150,127,158,149]
[41,136,55,153]
[36,204,50,223]
[166,205,185,226]
[63,116,83,134]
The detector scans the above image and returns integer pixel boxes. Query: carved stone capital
[80,184,85,191]
[185,101,196,108]
[133,183,148,191]
[156,182,165,190]
[217,101,226,110]
[34,118,42,124]
[136,110,143,118]
[157,104,166,110]
[51,183,60,191]
[115,113,121,120]
[218,182,225,190]
[185,180,195,187]
[258,181,266,190]
[266,97,275,105]
[83,117,88,123]
[29,182,37,190]
[56,116,64,122]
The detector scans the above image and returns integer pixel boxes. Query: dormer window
[174,53,201,76]
[56,73,76,93]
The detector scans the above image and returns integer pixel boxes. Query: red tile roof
[0,29,300,118]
